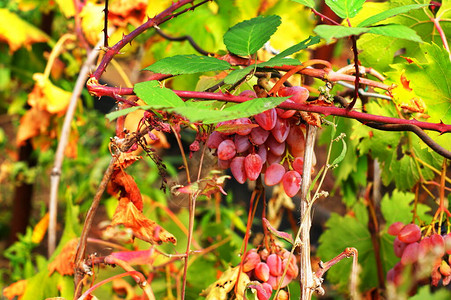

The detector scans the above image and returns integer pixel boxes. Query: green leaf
[134,80,185,108]
[350,0,448,72]
[381,190,432,226]
[368,24,423,42]
[223,15,281,56]
[290,0,315,9]
[223,36,319,85]
[317,206,394,292]
[269,35,321,61]
[314,25,369,43]
[105,106,150,121]
[223,65,255,85]
[358,4,428,27]
[143,54,231,75]
[331,138,347,166]
[171,97,288,124]
[325,0,365,19]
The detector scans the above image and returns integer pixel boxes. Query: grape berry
[207,88,313,198]
[387,222,451,287]
[242,247,298,300]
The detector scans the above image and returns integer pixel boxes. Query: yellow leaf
[0,9,49,53]
[31,212,49,244]
[3,279,27,300]
[55,0,75,18]
[30,73,72,114]
[201,266,250,300]
[80,1,104,45]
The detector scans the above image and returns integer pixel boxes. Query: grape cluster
[207,86,311,197]
[242,247,298,300]
[387,222,451,286]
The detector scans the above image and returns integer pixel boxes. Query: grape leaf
[381,190,432,226]
[325,0,365,19]
[351,101,443,190]
[134,80,185,108]
[350,0,448,72]
[269,35,320,61]
[317,205,394,292]
[171,97,288,124]
[385,43,451,150]
[357,3,428,27]
[0,9,49,53]
[143,54,231,75]
[313,25,369,43]
[105,106,150,121]
[368,24,422,42]
[223,15,281,56]
[224,65,255,85]
[223,36,319,84]
[290,0,315,8]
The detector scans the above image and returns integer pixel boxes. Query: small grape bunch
[207,86,312,197]
[242,247,299,300]
[387,222,451,286]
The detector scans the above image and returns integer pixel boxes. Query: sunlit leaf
[171,97,288,124]
[314,25,369,43]
[55,0,75,18]
[0,9,49,53]
[291,0,315,9]
[109,0,147,27]
[368,24,422,42]
[31,213,49,244]
[224,15,281,56]
[358,3,428,27]
[201,266,250,300]
[143,54,231,75]
[134,80,185,108]
[325,0,365,19]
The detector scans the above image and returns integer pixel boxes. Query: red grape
[271,117,290,143]
[393,237,407,258]
[217,159,230,170]
[430,234,446,257]
[230,157,246,184]
[217,139,236,160]
[206,131,225,149]
[266,254,283,276]
[257,146,267,163]
[254,108,277,130]
[282,171,302,197]
[250,126,270,145]
[398,224,421,243]
[388,222,405,236]
[292,157,304,175]
[401,242,419,265]
[234,117,254,135]
[244,154,263,181]
[286,124,305,147]
[255,262,270,282]
[264,163,286,186]
[266,135,286,156]
[243,250,261,272]
[445,234,451,254]
[278,86,309,104]
[234,134,251,153]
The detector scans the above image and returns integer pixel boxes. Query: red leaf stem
[89,84,451,134]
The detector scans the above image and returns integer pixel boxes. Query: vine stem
[87,85,451,134]
[48,38,103,257]
[299,125,317,300]
[74,156,117,298]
